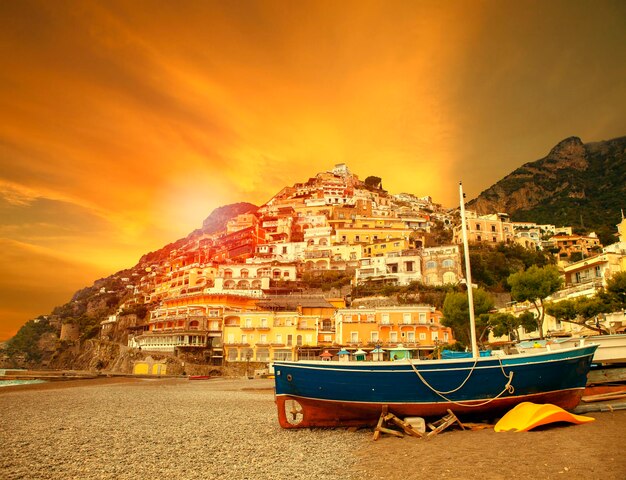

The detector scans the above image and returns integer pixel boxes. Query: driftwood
[373,407,468,440]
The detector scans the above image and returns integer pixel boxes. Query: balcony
[241,326,255,331]
[256,326,271,331]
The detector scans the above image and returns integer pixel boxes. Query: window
[381,313,390,325]
[442,259,454,268]
[390,332,398,342]
[245,318,252,327]
[595,265,601,277]
[419,333,426,340]
[324,334,332,342]
[305,334,313,344]
[227,334,235,344]
[491,225,496,232]
[287,334,293,346]
[407,332,415,342]
[403,313,411,324]
[275,334,282,344]
[419,313,426,324]
[296,335,303,346]
[350,332,358,343]
[426,261,436,269]
[371,332,379,342]
[259,334,267,344]
[444,332,449,342]
[431,332,439,341]
[241,334,247,344]
[405,261,414,272]
[261,318,268,328]
[476,224,481,230]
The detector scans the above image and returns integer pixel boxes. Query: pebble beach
[1,376,625,480]
[0,377,368,480]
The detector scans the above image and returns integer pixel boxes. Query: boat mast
[459,182,479,359]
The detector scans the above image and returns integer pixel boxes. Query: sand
[1,377,625,480]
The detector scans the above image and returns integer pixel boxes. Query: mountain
[467,136,626,245]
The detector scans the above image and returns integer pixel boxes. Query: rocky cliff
[467,136,626,244]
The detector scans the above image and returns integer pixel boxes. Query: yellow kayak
[494,402,595,432]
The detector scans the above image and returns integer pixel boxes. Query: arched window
[443,272,457,284]
[442,259,454,268]
[240,269,249,278]
[223,269,233,279]
[425,261,437,269]
[224,280,235,289]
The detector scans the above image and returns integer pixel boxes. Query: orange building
[335,305,454,358]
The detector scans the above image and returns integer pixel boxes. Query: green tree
[508,265,563,339]
[489,312,522,341]
[5,317,55,363]
[442,289,494,348]
[605,272,626,308]
[544,274,626,335]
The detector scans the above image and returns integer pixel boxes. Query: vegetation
[545,272,626,334]
[507,265,563,339]
[468,243,554,292]
[352,281,461,309]
[4,317,55,363]
[488,311,536,342]
[442,289,495,348]
[300,271,354,291]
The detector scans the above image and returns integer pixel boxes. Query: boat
[516,334,626,365]
[273,183,598,428]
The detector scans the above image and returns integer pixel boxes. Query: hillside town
[8,164,626,373]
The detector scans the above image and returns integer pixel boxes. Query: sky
[1,0,625,341]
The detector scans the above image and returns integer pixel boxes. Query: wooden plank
[372,405,388,441]
[587,367,626,385]
[385,414,425,438]
[377,426,404,438]
[582,392,626,403]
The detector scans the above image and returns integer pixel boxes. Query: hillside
[467,136,626,245]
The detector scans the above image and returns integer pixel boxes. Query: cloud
[0,239,110,341]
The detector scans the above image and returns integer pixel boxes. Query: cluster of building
[95,164,626,363]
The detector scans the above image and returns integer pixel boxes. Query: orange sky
[1,0,625,340]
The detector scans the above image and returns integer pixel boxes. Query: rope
[407,357,515,408]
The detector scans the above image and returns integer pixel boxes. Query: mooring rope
[407,357,515,408]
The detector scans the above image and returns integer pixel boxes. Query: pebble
[0,378,370,480]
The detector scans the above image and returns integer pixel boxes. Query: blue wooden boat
[273,183,598,428]
[273,344,597,428]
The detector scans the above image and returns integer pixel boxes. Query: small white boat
[555,334,626,365]
[517,334,626,365]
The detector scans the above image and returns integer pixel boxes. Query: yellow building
[362,238,410,257]
[223,296,340,363]
[335,226,412,246]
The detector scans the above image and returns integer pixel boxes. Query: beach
[1,377,624,480]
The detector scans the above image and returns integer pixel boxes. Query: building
[131,293,259,363]
[222,296,338,363]
[453,211,514,244]
[421,245,462,285]
[335,305,453,358]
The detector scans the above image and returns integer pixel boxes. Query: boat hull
[273,345,597,428]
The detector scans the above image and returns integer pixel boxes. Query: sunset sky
[1,0,625,340]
